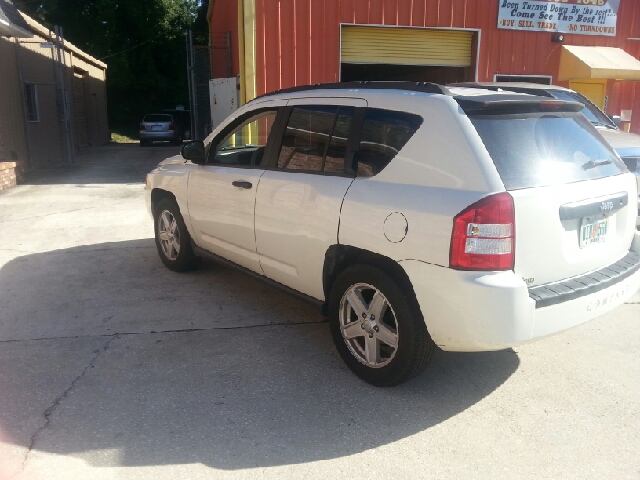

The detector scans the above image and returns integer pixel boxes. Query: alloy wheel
[339,283,399,368]
[158,210,181,261]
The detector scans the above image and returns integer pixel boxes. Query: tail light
[169,122,177,131]
[450,192,515,271]
[139,123,145,131]
[540,101,565,109]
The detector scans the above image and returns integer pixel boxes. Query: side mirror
[181,141,205,164]
[611,115,622,129]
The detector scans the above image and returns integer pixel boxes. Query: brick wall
[0,162,17,192]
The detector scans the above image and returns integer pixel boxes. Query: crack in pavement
[0,320,328,345]
[18,334,120,475]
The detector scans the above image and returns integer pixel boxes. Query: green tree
[16,0,208,135]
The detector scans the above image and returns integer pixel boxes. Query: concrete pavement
[0,144,639,479]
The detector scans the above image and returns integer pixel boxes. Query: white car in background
[146,82,640,386]
[139,113,184,146]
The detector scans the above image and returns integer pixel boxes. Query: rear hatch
[142,114,172,131]
[461,95,637,287]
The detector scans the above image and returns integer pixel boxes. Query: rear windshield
[144,114,172,123]
[470,112,626,190]
[548,90,616,129]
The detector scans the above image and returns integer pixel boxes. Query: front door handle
[232,180,253,189]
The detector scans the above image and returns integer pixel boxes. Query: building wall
[71,54,110,146]
[244,0,640,134]
[209,0,241,79]
[16,36,67,167]
[0,37,28,167]
[0,11,110,171]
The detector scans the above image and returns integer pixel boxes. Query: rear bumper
[400,257,640,352]
[140,130,180,141]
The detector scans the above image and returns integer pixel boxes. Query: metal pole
[188,30,199,140]
[185,32,193,141]
[54,26,73,165]
[58,27,75,163]
[226,31,232,78]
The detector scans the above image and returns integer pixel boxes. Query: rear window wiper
[582,159,612,170]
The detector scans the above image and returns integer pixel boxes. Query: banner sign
[498,0,619,37]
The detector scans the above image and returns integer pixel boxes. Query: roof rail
[252,81,452,101]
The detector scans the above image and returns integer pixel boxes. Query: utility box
[209,77,239,131]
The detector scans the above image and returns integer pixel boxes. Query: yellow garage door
[341,25,473,67]
[569,79,607,111]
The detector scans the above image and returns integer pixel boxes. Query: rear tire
[140,140,151,147]
[328,264,435,387]
[154,198,199,272]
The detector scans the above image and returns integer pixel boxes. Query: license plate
[152,126,161,131]
[579,215,608,248]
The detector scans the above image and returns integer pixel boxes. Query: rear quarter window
[470,112,627,190]
[355,109,423,177]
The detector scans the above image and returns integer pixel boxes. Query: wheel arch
[151,188,178,216]
[322,245,421,313]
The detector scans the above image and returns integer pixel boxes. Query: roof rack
[252,81,452,101]
[451,83,556,98]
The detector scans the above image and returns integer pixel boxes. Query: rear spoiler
[455,94,584,115]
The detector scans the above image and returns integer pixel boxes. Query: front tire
[154,198,198,272]
[329,264,435,387]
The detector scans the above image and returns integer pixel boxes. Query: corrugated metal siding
[341,25,472,66]
[253,0,640,134]
[210,0,241,78]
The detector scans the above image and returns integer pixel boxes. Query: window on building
[355,109,423,177]
[24,84,39,122]
[494,75,552,85]
[277,106,355,174]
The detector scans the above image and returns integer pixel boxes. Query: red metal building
[208,0,640,133]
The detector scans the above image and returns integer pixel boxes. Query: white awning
[559,46,640,81]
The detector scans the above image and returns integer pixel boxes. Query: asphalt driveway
[0,144,639,479]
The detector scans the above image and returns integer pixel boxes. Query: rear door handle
[232,180,253,189]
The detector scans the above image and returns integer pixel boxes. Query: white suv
[146,82,640,386]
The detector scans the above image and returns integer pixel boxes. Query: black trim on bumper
[528,251,640,308]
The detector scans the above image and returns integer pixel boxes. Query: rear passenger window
[277,106,354,174]
[355,109,422,177]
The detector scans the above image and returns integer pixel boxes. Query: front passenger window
[209,110,277,166]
